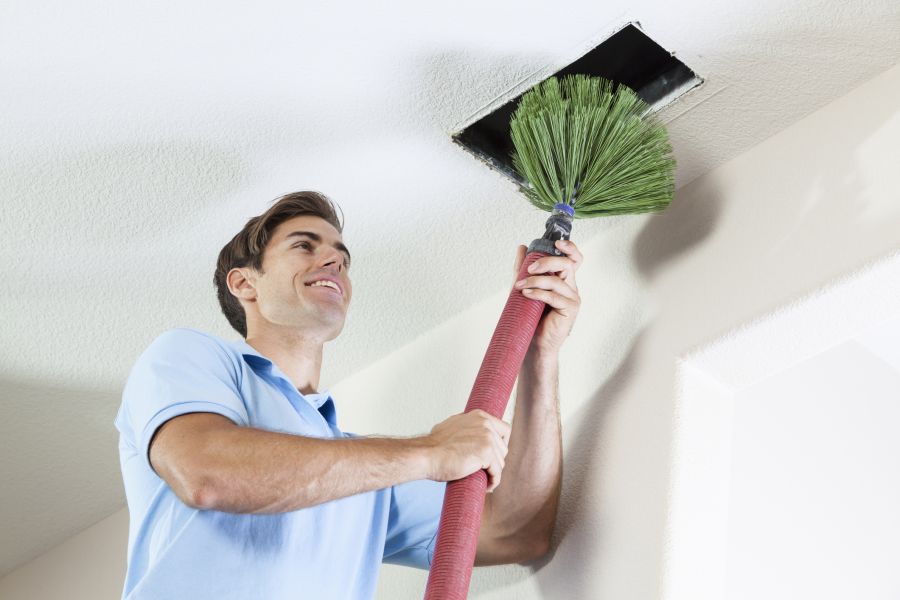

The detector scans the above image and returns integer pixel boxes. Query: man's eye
[294,242,312,250]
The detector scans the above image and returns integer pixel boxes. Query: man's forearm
[177,424,431,513]
[485,348,562,545]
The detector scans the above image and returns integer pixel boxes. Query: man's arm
[474,349,561,566]
[151,413,427,513]
[149,408,509,514]
[474,239,582,565]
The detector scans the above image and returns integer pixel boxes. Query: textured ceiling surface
[2,0,899,577]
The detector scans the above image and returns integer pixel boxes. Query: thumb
[512,244,527,283]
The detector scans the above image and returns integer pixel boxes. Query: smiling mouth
[305,280,343,297]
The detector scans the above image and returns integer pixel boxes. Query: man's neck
[244,331,324,395]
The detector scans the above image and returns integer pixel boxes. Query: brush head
[510,74,676,218]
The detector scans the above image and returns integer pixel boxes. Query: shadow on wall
[643,68,898,337]
[0,375,124,578]
[632,187,723,280]
[544,330,646,550]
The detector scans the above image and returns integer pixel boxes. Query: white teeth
[309,280,340,293]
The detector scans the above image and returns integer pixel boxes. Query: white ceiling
[2,0,899,578]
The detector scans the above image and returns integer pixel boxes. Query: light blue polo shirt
[114,328,445,600]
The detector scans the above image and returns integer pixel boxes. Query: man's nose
[317,246,344,272]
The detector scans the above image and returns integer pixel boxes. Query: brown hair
[214,191,344,338]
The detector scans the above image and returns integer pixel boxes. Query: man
[115,191,581,599]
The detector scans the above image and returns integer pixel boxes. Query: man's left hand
[512,239,583,357]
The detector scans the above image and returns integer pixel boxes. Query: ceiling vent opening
[453,23,702,187]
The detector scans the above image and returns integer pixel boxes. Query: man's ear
[227,267,258,303]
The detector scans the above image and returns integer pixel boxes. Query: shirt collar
[230,338,335,410]
[233,338,275,371]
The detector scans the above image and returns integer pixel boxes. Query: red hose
[424,250,549,600]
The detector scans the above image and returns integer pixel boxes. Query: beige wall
[0,510,127,599]
[2,61,897,600]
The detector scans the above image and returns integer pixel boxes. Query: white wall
[2,61,897,600]
[725,338,900,600]
[662,252,900,600]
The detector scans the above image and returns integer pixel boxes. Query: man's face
[244,215,352,340]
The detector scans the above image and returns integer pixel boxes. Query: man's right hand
[422,410,511,493]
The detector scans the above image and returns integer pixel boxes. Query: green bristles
[510,74,676,217]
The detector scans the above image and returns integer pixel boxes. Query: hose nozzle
[528,203,574,256]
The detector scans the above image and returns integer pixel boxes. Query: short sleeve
[382,478,447,569]
[115,328,250,474]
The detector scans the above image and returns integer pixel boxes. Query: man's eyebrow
[284,231,351,262]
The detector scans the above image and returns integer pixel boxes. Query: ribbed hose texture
[424,251,548,600]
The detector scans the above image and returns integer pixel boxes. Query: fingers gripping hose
[424,249,549,600]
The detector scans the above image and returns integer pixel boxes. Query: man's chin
[316,313,347,341]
